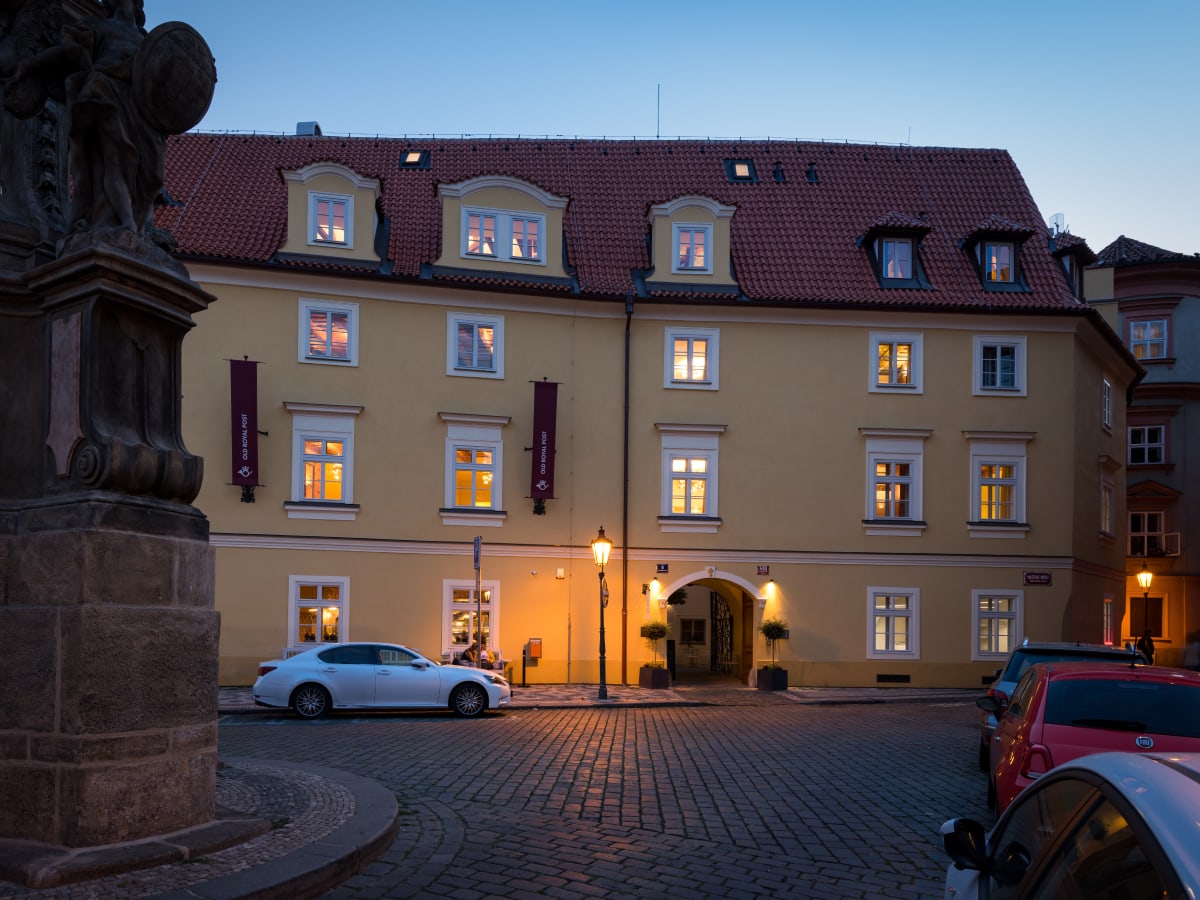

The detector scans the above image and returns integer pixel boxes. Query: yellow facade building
[161,133,1140,687]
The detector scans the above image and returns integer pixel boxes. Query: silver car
[943,752,1200,898]
[253,642,511,718]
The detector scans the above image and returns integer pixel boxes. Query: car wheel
[450,682,488,718]
[978,742,990,773]
[292,684,331,719]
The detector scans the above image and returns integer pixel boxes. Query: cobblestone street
[216,686,990,898]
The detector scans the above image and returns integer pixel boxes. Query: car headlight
[486,675,507,686]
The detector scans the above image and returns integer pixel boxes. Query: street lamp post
[591,526,612,700]
[1137,563,1153,640]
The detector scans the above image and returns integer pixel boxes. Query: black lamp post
[591,526,612,700]
[1136,563,1153,638]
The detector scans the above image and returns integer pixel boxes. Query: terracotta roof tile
[162,135,1081,311]
[1092,234,1188,267]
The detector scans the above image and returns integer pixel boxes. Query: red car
[979,661,1200,814]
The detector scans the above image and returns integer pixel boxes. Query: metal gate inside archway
[710,591,734,676]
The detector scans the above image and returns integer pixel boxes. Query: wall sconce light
[555,567,565,580]
[758,596,768,610]
[658,597,669,610]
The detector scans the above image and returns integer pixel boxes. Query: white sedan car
[253,642,511,718]
[942,752,1200,898]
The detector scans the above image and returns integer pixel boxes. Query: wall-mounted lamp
[555,567,565,580]
[758,596,768,610]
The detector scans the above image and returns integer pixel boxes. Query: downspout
[621,294,634,685]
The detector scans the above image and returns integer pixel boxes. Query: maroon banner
[230,359,260,486]
[530,381,558,499]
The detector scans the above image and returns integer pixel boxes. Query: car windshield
[1045,679,1200,737]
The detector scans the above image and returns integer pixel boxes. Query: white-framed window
[288,575,349,652]
[656,423,724,533]
[673,223,712,273]
[1103,595,1115,646]
[284,403,362,520]
[881,238,912,280]
[966,432,1032,537]
[443,579,500,661]
[1100,477,1115,536]
[982,241,1013,283]
[1129,511,1165,557]
[867,587,919,659]
[447,312,504,379]
[461,208,545,264]
[1129,318,1168,361]
[299,298,358,366]
[972,590,1023,661]
[861,430,929,536]
[1101,378,1113,431]
[309,192,352,247]
[973,335,1027,396]
[664,327,719,390]
[869,332,923,393]
[1128,424,1165,465]
[439,413,509,526]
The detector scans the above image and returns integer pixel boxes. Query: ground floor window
[973,590,1022,660]
[866,587,919,659]
[288,575,348,650]
[444,579,500,661]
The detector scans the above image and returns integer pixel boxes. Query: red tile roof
[161,134,1083,311]
[1093,235,1190,268]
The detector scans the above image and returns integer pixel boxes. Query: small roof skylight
[723,159,758,184]
[400,149,430,170]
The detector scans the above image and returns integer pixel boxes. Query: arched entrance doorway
[659,572,762,684]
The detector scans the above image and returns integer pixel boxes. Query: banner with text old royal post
[229,359,260,487]
[530,381,558,500]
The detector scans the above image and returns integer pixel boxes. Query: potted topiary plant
[639,620,671,688]
[757,616,789,690]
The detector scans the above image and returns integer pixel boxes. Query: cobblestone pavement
[214,684,990,899]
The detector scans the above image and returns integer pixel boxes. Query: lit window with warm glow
[1130,319,1168,360]
[454,447,495,508]
[876,341,912,386]
[983,242,1013,282]
[977,463,1016,520]
[671,456,708,515]
[873,593,911,652]
[976,595,1016,655]
[303,439,344,501]
[511,217,540,260]
[296,582,342,645]
[461,209,545,264]
[881,239,912,280]
[673,336,709,382]
[674,225,710,272]
[874,461,912,518]
[455,321,496,372]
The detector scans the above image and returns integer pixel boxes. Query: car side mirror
[941,818,987,871]
[977,694,1006,714]
[411,660,429,670]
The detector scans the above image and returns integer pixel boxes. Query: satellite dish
[1049,213,1065,235]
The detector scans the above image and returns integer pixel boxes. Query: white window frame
[442,578,501,662]
[284,403,362,520]
[866,587,920,659]
[971,590,1023,661]
[1129,318,1168,361]
[860,429,930,537]
[880,238,912,280]
[1128,424,1166,465]
[1129,510,1166,557]
[869,331,923,393]
[973,335,1027,396]
[287,575,349,654]
[309,192,353,247]
[299,298,359,366]
[1101,378,1113,431]
[965,432,1033,538]
[446,312,504,380]
[672,223,713,274]
[460,207,546,265]
[656,424,724,533]
[439,413,509,526]
[664,327,719,390]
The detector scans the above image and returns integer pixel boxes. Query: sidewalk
[219,682,982,713]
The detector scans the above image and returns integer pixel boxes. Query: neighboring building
[159,132,1140,687]
[1085,236,1200,666]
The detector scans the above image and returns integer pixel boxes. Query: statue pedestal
[0,248,217,848]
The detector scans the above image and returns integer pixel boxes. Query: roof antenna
[656,84,661,139]
[1050,213,1065,236]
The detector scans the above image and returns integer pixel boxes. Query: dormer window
[982,241,1014,283]
[311,193,351,246]
[858,214,931,290]
[881,239,912,280]
[462,208,544,264]
[674,224,711,272]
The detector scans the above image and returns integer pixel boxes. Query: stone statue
[2,0,215,267]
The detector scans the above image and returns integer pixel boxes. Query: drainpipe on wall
[621,294,634,685]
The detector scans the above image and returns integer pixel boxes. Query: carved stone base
[0,500,217,847]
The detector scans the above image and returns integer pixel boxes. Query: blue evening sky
[147,0,1200,255]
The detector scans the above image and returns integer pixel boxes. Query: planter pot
[757,667,788,691]
[639,666,671,689]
